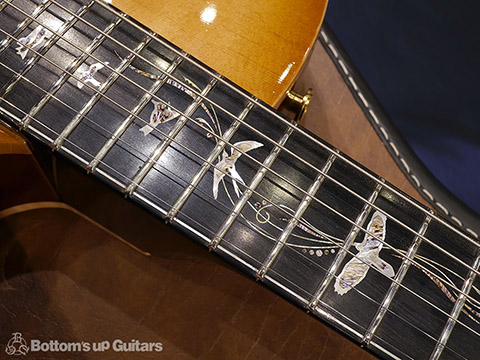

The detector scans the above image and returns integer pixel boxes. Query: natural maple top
[111,0,328,107]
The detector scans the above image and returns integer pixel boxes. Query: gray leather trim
[319,24,480,240]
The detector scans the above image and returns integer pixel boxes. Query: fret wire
[124,77,218,196]
[0,0,12,13]
[261,236,472,360]
[0,0,51,55]
[308,183,383,310]
[0,50,355,261]
[256,152,337,280]
[0,54,241,228]
[165,102,254,222]
[362,213,433,346]
[1,0,96,104]
[23,16,123,129]
[4,96,480,352]
[52,36,152,149]
[209,124,295,250]
[430,253,480,360]
[12,0,479,268]
[92,0,480,250]
[2,22,479,308]
[87,54,185,173]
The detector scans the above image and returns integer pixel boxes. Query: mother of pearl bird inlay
[213,140,263,199]
[334,211,395,295]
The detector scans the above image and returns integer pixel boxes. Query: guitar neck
[0,1,479,359]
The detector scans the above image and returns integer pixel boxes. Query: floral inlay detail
[16,26,48,59]
[140,100,179,136]
[77,62,108,89]
[213,140,263,199]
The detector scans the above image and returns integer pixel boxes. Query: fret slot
[0,0,51,55]
[362,213,432,345]
[165,102,254,221]
[52,36,152,149]
[0,0,12,14]
[256,152,337,280]
[440,263,480,359]
[123,77,218,196]
[358,192,478,359]
[430,254,480,360]
[1,0,96,115]
[22,14,123,130]
[308,182,383,310]
[87,54,184,173]
[209,125,294,251]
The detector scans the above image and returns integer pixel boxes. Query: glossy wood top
[0,123,30,155]
[111,0,328,107]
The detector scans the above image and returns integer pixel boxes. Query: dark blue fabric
[325,0,480,214]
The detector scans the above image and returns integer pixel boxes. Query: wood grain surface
[0,123,30,155]
[111,0,327,107]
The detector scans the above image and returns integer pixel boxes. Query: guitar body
[1,1,478,359]
[111,0,327,107]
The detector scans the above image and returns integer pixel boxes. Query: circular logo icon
[5,333,29,356]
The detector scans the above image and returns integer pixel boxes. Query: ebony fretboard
[1,1,480,359]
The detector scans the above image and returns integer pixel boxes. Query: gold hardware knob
[285,88,313,123]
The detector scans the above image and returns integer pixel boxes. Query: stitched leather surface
[319,24,480,240]
[324,1,480,215]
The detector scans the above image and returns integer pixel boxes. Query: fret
[362,213,432,345]
[308,182,383,310]
[367,207,479,359]
[165,102,254,222]
[430,253,480,360]
[256,152,337,280]
[209,124,295,250]
[0,0,50,54]
[52,36,152,149]
[87,54,184,173]
[1,0,95,109]
[0,0,11,13]
[124,77,218,196]
[22,16,123,129]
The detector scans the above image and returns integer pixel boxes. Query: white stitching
[338,59,349,76]
[422,188,434,201]
[347,75,359,91]
[435,202,449,216]
[368,109,380,125]
[389,141,400,157]
[319,29,479,239]
[451,216,463,227]
[400,158,410,174]
[467,228,479,239]
[357,91,369,108]
[380,126,389,141]
[410,174,421,188]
